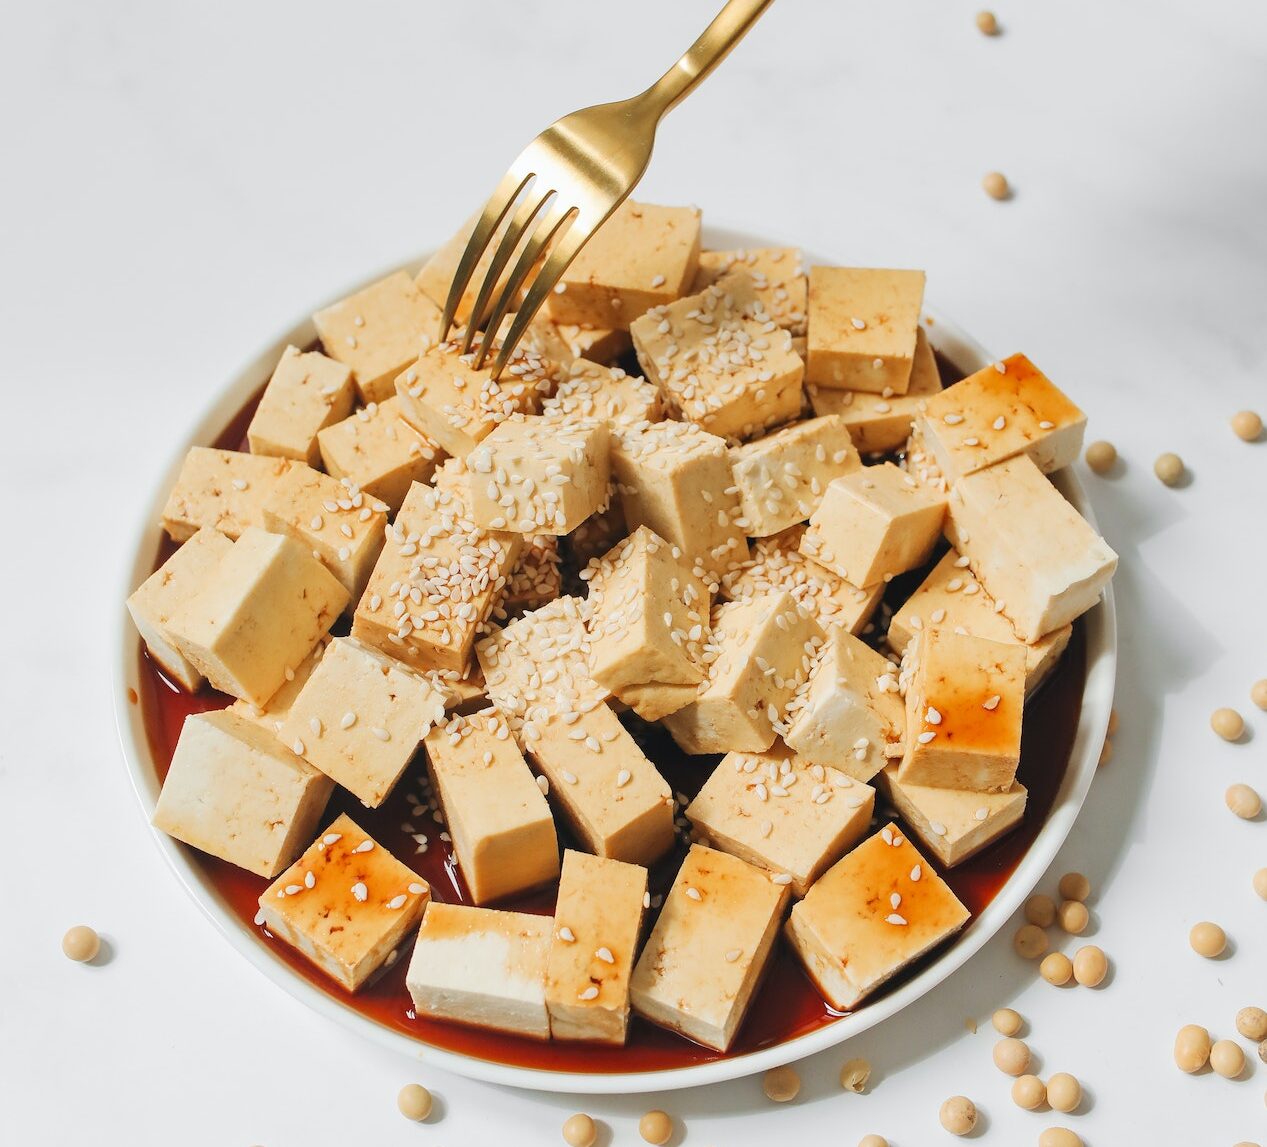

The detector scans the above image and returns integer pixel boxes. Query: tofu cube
[897,629,1025,792]
[552,323,632,365]
[662,593,825,756]
[686,745,875,897]
[806,267,925,395]
[395,332,562,459]
[610,420,746,576]
[466,415,610,535]
[808,325,942,454]
[630,844,790,1052]
[313,271,443,404]
[279,636,447,807]
[423,709,560,904]
[166,527,348,707]
[352,481,522,674]
[878,767,1028,867]
[784,629,906,781]
[541,361,665,428]
[945,454,1118,641]
[692,247,807,334]
[631,273,805,442]
[584,526,712,722]
[261,464,388,603]
[127,528,235,691]
[160,447,294,542]
[545,199,701,331]
[802,462,946,588]
[476,596,608,742]
[729,415,862,537]
[525,704,675,866]
[886,550,1072,696]
[317,396,443,514]
[406,901,552,1040]
[415,211,531,326]
[914,353,1087,483]
[786,822,970,1010]
[259,813,430,991]
[231,638,328,734]
[247,345,355,466]
[152,708,333,878]
[722,526,885,636]
[545,850,648,1044]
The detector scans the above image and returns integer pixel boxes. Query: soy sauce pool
[134,350,1086,1075]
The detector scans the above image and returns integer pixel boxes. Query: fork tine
[439,169,533,339]
[459,187,554,355]
[489,215,595,379]
[473,200,576,371]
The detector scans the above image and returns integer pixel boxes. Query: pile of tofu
[128,200,1117,1051]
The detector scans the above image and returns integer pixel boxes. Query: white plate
[113,224,1117,1095]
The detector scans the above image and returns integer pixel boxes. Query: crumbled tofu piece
[729,415,861,537]
[944,454,1118,641]
[808,326,942,454]
[317,396,443,514]
[261,464,388,603]
[914,353,1087,483]
[395,331,562,459]
[786,822,969,1010]
[631,272,804,442]
[423,708,559,904]
[610,420,746,576]
[630,844,790,1052]
[477,596,608,742]
[686,744,876,897]
[352,481,521,674]
[152,708,333,878]
[806,267,925,395]
[662,592,825,756]
[583,526,712,722]
[230,638,328,734]
[802,462,946,587]
[784,629,906,781]
[313,271,443,404]
[887,550,1072,696]
[166,527,347,707]
[127,528,235,692]
[878,767,1027,867]
[406,901,552,1039]
[897,629,1025,792]
[541,361,665,428]
[160,447,294,542]
[545,200,701,331]
[246,345,356,466]
[552,323,632,365]
[546,850,648,1044]
[721,526,884,636]
[279,636,447,807]
[692,247,807,334]
[466,415,610,535]
[525,704,674,866]
[259,813,430,991]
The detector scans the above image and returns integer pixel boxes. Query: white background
[2,1,1265,1144]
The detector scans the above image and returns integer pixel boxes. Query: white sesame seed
[578,986,599,1000]
[353,839,374,854]
[725,948,742,962]
[351,882,368,902]
[930,820,948,836]
[685,886,703,901]
[910,864,922,881]
[386,894,407,910]
[917,730,937,744]
[983,695,1001,710]
[885,913,908,926]
[558,926,576,943]
[595,946,615,964]
[371,726,391,742]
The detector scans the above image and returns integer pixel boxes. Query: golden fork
[440,0,775,378]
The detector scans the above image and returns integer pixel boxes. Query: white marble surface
[3,1,1266,1143]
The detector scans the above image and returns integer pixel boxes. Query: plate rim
[112,222,1117,1095]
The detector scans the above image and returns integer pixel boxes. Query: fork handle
[641,0,776,116]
